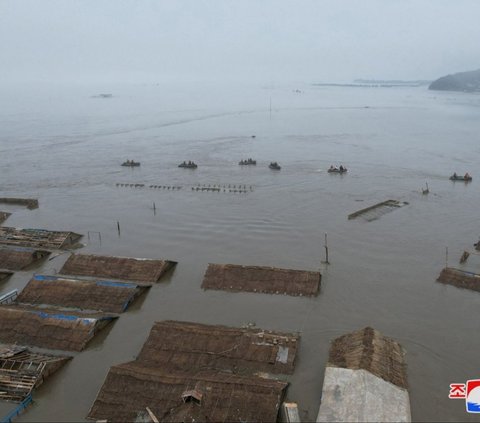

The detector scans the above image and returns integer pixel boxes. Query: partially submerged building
[88,321,300,422]
[202,263,321,297]
[17,274,149,313]
[0,212,11,225]
[0,246,50,271]
[0,198,38,210]
[0,305,117,352]
[0,227,82,250]
[60,253,177,285]
[0,271,13,282]
[348,199,407,222]
[0,345,70,402]
[316,327,411,422]
[437,267,480,292]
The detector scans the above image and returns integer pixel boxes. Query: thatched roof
[0,227,82,250]
[437,267,480,292]
[88,362,288,423]
[137,320,299,374]
[202,263,321,297]
[0,305,117,351]
[0,212,11,225]
[17,275,149,313]
[0,344,71,402]
[0,246,50,270]
[0,198,38,210]
[327,327,407,389]
[60,254,177,285]
[0,271,13,282]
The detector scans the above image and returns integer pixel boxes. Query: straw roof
[0,305,117,351]
[137,320,300,374]
[327,327,407,389]
[60,254,177,284]
[0,198,38,210]
[88,362,287,423]
[0,227,82,250]
[0,212,11,225]
[0,271,13,282]
[17,275,149,313]
[437,267,480,292]
[202,263,321,297]
[0,246,50,270]
[0,344,71,402]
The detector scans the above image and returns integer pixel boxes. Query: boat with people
[450,172,472,182]
[269,162,281,170]
[178,161,198,169]
[121,160,140,167]
[328,165,348,174]
[239,158,257,166]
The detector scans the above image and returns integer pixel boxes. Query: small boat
[269,162,281,170]
[328,166,347,174]
[121,160,140,167]
[450,174,472,182]
[178,161,198,169]
[239,158,257,166]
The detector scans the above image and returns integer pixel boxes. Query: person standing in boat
[465,172,470,179]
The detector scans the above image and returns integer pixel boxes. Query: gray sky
[1,0,479,83]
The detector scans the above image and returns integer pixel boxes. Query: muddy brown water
[0,82,479,421]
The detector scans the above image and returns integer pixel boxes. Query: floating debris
[202,263,321,297]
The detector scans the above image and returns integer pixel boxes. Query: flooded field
[0,82,479,421]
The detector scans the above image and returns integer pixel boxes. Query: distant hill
[429,69,480,92]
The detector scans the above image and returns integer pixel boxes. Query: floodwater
[0,81,479,422]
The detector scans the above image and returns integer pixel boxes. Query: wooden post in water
[324,233,330,265]
[117,221,121,236]
[153,202,156,216]
[445,247,448,269]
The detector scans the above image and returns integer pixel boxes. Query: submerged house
[17,274,149,314]
[0,345,70,402]
[437,267,480,292]
[88,320,300,422]
[60,254,177,285]
[0,227,82,250]
[0,305,117,352]
[317,327,411,423]
[202,263,321,297]
[0,246,50,271]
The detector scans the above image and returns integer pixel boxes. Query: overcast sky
[1,0,479,83]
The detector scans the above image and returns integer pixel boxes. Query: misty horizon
[1,0,479,85]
